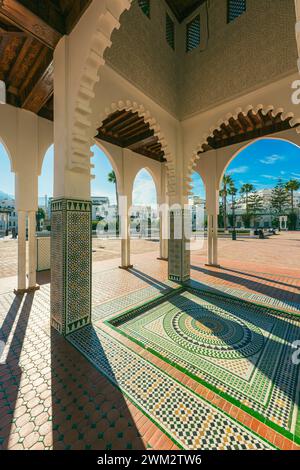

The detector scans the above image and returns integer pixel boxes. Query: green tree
[108,170,119,234]
[270,179,290,216]
[36,207,45,232]
[285,179,300,212]
[220,174,234,231]
[240,183,255,214]
[248,192,264,228]
[228,181,237,230]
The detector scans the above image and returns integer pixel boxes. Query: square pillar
[119,194,132,269]
[28,210,38,289]
[51,198,92,336]
[16,210,27,292]
[168,208,190,283]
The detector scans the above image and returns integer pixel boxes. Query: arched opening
[38,144,54,233]
[0,140,16,280]
[216,137,300,273]
[91,143,122,269]
[189,171,206,265]
[131,168,160,263]
[34,144,54,279]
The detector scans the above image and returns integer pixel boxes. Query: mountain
[0,190,13,200]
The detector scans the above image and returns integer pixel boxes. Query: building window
[166,13,175,50]
[138,0,150,18]
[227,0,246,23]
[186,15,200,53]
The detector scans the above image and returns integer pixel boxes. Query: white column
[120,194,132,269]
[28,210,37,289]
[17,211,26,292]
[207,214,213,265]
[212,214,219,266]
[159,204,168,260]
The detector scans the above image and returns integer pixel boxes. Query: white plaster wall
[93,139,163,202]
[178,0,297,118]
[0,104,53,210]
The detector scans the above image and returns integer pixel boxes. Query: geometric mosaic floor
[68,324,273,450]
[107,288,300,442]
[1,250,300,450]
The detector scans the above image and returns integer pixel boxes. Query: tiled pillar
[28,210,38,290]
[16,210,26,292]
[168,208,190,283]
[51,199,92,336]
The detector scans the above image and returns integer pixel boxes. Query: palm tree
[240,183,255,214]
[285,179,300,213]
[36,207,45,232]
[220,174,234,231]
[108,170,118,210]
[228,181,237,229]
[285,179,300,230]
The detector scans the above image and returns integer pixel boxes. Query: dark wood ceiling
[0,0,205,122]
[0,0,91,120]
[166,0,205,23]
[96,109,166,163]
[199,109,296,154]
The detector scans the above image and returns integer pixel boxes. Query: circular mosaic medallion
[164,303,264,359]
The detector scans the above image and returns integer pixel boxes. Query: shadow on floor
[51,326,146,450]
[0,293,34,449]
[190,265,300,305]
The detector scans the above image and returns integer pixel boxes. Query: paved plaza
[0,232,300,450]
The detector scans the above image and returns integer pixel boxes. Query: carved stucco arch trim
[70,0,131,174]
[185,104,300,195]
[98,100,176,197]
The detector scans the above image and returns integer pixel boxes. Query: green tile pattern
[68,325,272,450]
[112,288,300,439]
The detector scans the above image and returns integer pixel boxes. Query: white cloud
[132,174,157,207]
[228,166,249,175]
[261,174,279,180]
[259,154,284,165]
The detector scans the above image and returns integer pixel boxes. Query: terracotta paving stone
[1,238,300,450]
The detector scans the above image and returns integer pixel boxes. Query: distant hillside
[0,190,13,200]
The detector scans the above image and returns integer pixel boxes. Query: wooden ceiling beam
[102,110,132,131]
[118,121,149,139]
[7,35,33,82]
[127,134,157,151]
[21,60,54,113]
[114,115,145,134]
[0,0,62,49]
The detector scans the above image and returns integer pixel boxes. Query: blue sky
[1,138,300,201]
[191,138,300,197]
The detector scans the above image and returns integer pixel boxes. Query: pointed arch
[186,104,300,195]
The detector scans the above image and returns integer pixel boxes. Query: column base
[205,263,221,268]
[14,284,40,295]
[119,265,133,270]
